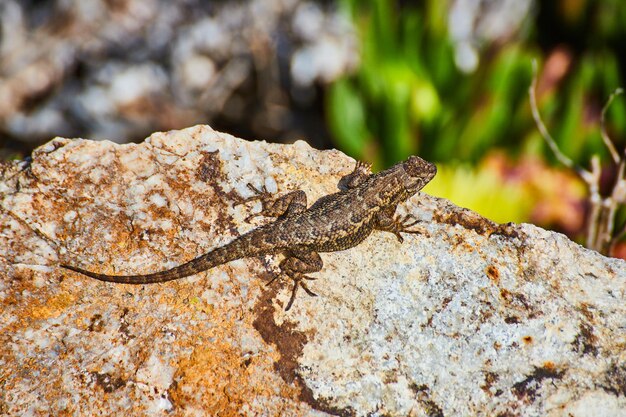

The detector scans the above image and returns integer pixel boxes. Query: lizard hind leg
[277,251,323,311]
[236,183,308,221]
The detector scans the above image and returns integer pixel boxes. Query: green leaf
[327,80,371,160]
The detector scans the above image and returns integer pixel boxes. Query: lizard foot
[236,185,307,222]
[234,184,272,207]
[339,160,373,190]
[265,272,318,311]
[390,214,429,243]
[285,275,318,311]
[354,160,372,174]
[234,184,277,222]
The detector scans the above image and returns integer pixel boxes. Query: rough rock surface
[1,125,624,416]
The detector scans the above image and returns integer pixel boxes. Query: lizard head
[401,155,437,195]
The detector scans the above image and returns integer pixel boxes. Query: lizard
[61,155,437,310]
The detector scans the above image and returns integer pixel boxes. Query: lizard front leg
[374,206,424,243]
[273,250,322,311]
[339,160,372,190]
[309,160,373,210]
[236,184,307,220]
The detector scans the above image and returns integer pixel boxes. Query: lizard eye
[401,156,436,194]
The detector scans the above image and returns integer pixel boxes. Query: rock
[0,125,624,416]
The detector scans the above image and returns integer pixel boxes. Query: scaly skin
[62,155,437,310]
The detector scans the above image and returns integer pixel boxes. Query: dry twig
[529,60,624,255]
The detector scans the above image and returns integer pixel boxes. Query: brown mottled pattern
[62,155,437,310]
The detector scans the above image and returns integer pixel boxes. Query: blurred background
[1,0,625,256]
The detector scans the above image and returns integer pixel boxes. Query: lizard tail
[61,239,251,284]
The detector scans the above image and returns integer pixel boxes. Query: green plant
[329,0,626,170]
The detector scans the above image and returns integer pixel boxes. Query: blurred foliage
[329,0,625,166]
[423,152,586,230]
[423,159,532,225]
[328,0,626,238]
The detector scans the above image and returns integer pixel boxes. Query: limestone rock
[1,125,624,416]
